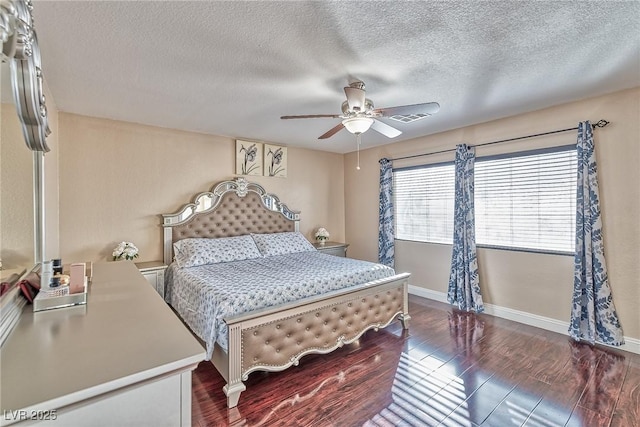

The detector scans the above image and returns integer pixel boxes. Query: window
[394,163,455,244]
[393,145,577,254]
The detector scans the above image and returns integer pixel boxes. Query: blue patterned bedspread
[165,252,396,359]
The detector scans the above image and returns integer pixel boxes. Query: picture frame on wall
[264,144,287,178]
[235,140,263,176]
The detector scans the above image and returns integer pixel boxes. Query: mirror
[1,0,49,283]
[1,59,36,279]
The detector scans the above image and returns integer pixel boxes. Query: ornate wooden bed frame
[162,177,411,408]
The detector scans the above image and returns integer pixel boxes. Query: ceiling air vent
[388,113,431,123]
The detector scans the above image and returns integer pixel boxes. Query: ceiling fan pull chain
[356,134,361,170]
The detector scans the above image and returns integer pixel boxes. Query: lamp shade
[342,117,374,134]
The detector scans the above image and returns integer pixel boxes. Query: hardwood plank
[362,409,412,427]
[447,374,522,425]
[426,360,495,424]
[521,341,623,425]
[576,348,628,419]
[270,349,401,425]
[522,360,590,426]
[565,406,611,427]
[529,343,574,385]
[610,362,640,427]
[481,377,549,426]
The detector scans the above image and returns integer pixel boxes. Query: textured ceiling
[21,1,640,153]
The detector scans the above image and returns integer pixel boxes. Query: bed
[162,178,410,408]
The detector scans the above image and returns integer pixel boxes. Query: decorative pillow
[173,235,262,268]
[251,232,316,257]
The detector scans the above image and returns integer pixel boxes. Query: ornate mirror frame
[2,0,51,152]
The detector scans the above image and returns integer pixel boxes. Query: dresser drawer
[313,242,349,258]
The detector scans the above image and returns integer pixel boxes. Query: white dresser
[0,261,205,426]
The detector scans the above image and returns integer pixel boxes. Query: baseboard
[408,285,640,355]
[409,286,448,304]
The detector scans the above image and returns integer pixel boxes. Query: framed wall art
[235,140,263,176]
[264,144,287,178]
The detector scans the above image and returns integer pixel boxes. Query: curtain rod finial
[594,120,609,128]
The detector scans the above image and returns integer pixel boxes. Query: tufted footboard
[219,272,411,408]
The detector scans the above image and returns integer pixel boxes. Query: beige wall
[58,113,345,264]
[345,87,640,340]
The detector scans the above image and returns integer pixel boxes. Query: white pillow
[173,235,262,268]
[251,232,316,257]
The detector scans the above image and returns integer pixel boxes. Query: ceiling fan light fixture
[342,117,374,134]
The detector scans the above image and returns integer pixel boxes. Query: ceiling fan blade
[280,114,341,120]
[373,102,440,117]
[281,114,341,119]
[344,86,366,112]
[371,119,402,138]
[318,123,344,139]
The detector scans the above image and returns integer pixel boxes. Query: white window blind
[393,146,577,254]
[394,163,455,244]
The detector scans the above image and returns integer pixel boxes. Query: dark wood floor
[192,295,640,427]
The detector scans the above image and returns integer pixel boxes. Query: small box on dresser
[313,241,349,257]
[135,261,168,297]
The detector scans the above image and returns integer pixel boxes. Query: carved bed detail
[162,177,410,408]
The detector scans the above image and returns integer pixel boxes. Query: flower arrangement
[315,227,330,243]
[112,241,139,261]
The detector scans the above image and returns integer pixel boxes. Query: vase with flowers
[315,227,330,245]
[112,241,139,261]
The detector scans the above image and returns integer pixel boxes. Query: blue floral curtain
[569,121,624,346]
[448,144,484,313]
[378,158,395,268]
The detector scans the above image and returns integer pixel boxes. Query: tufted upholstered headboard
[161,178,300,264]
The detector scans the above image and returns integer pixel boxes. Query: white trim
[408,285,640,355]
[409,285,448,303]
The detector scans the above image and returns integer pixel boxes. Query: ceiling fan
[281,80,440,140]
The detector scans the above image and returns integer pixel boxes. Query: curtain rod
[383,119,610,163]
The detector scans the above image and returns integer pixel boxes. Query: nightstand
[135,261,167,297]
[313,241,349,257]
